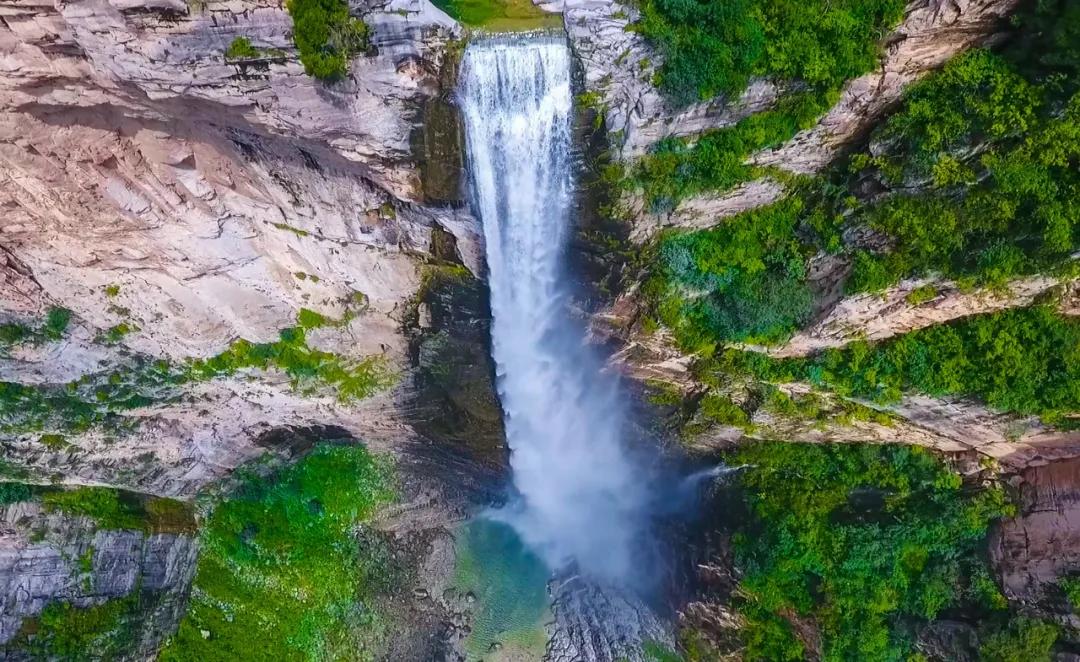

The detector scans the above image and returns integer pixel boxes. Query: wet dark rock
[915,620,980,662]
[547,574,674,662]
[405,227,507,469]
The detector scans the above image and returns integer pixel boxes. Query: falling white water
[459,37,649,583]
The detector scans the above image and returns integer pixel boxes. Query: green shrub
[0,482,32,504]
[43,307,71,340]
[727,442,1014,660]
[286,0,369,81]
[1060,575,1080,610]
[979,617,1058,662]
[882,49,1041,173]
[698,393,752,429]
[14,595,139,660]
[225,36,261,59]
[159,445,396,661]
[0,307,73,350]
[648,197,815,350]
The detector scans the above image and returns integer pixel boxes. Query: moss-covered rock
[405,227,506,467]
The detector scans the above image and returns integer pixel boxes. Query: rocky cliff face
[0,0,493,496]
[0,500,198,656]
[991,458,1080,629]
[0,1,502,652]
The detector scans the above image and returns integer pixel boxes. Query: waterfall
[459,37,650,584]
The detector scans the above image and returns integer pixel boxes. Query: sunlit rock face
[0,0,488,494]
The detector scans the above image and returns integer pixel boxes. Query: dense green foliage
[286,0,369,80]
[978,617,1059,662]
[636,0,905,105]
[159,445,396,661]
[41,486,195,532]
[629,0,905,208]
[727,442,1014,661]
[646,197,817,349]
[644,2,1080,350]
[721,306,1080,422]
[846,48,1080,292]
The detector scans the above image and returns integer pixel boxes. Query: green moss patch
[41,486,196,533]
[159,444,397,661]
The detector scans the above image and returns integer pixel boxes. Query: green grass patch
[41,486,196,533]
[159,444,397,661]
[430,0,561,31]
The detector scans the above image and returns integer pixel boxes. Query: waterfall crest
[459,37,650,584]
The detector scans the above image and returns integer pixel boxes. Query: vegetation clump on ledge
[7,594,144,660]
[716,305,1080,423]
[286,0,370,80]
[0,307,72,353]
[224,36,287,61]
[0,308,392,439]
